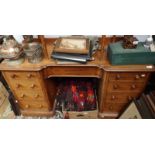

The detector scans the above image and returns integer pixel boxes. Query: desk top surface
[0,41,155,72]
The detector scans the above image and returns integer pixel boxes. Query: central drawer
[44,66,102,78]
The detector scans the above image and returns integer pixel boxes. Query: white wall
[34,35,150,42]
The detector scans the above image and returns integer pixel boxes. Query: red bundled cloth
[56,78,97,112]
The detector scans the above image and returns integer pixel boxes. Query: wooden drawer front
[4,71,42,91]
[11,81,42,91]
[107,82,145,92]
[15,91,46,101]
[44,66,101,78]
[5,71,39,81]
[19,101,49,111]
[109,72,149,81]
[103,102,126,113]
[106,93,139,104]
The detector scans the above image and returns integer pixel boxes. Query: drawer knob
[116,74,121,80]
[11,74,16,79]
[128,96,133,101]
[141,74,146,78]
[27,74,32,78]
[39,104,43,108]
[111,95,116,100]
[113,84,118,89]
[25,104,29,109]
[34,94,39,98]
[109,105,113,110]
[131,84,136,89]
[16,84,21,88]
[30,84,36,88]
[135,75,140,79]
[20,94,25,98]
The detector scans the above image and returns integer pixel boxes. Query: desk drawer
[11,81,42,91]
[15,91,46,101]
[106,92,139,104]
[107,82,146,92]
[109,72,149,81]
[103,102,127,113]
[19,100,49,111]
[44,66,101,78]
[5,71,39,81]
[3,71,42,91]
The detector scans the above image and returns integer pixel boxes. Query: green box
[107,42,155,65]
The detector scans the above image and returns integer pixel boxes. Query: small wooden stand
[38,35,49,59]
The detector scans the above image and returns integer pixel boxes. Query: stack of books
[51,37,94,63]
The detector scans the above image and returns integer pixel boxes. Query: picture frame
[54,37,90,54]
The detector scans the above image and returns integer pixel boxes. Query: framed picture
[119,101,142,119]
[54,37,90,54]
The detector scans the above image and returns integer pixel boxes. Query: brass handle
[111,95,115,100]
[113,84,118,89]
[135,74,140,80]
[30,84,36,88]
[116,74,120,80]
[25,104,29,109]
[11,74,16,79]
[20,94,25,98]
[131,84,136,89]
[27,74,32,78]
[34,94,39,98]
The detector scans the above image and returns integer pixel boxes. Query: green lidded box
[107,41,155,65]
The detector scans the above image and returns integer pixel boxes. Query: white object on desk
[13,35,24,44]
[150,43,155,52]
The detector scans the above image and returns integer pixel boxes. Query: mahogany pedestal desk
[0,43,155,118]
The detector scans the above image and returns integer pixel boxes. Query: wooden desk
[1,41,155,118]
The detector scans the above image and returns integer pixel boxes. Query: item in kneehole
[64,111,70,119]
